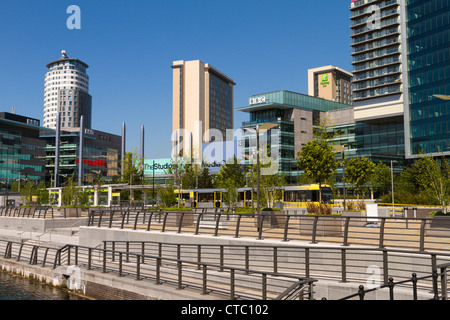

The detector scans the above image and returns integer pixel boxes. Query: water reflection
[0,270,89,300]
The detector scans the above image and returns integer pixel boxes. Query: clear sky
[0,0,353,159]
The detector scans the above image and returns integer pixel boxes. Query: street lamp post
[391,160,397,216]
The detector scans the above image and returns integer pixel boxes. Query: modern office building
[350,0,450,161]
[404,0,450,158]
[41,127,121,186]
[308,66,353,105]
[171,60,236,158]
[43,50,92,130]
[237,90,354,183]
[0,112,47,189]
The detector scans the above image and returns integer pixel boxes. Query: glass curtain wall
[407,0,450,155]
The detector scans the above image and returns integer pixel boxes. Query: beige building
[171,60,235,157]
[308,66,353,105]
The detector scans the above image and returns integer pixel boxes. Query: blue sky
[0,0,353,159]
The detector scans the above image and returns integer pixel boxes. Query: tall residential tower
[43,51,92,130]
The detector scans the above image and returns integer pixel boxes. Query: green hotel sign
[320,74,330,88]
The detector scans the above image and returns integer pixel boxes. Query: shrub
[429,211,450,216]
[306,202,333,215]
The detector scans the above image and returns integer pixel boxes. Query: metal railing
[0,206,54,219]
[339,263,450,300]
[1,237,449,300]
[102,240,450,295]
[87,209,450,252]
[0,239,316,300]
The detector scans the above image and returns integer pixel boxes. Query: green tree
[19,180,35,206]
[297,139,338,203]
[369,162,392,197]
[214,156,246,211]
[158,181,177,208]
[36,181,50,206]
[413,156,450,211]
[61,176,82,206]
[345,156,376,200]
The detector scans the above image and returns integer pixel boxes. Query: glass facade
[209,72,233,135]
[42,128,121,186]
[0,116,46,190]
[239,91,353,184]
[355,116,405,164]
[406,0,450,155]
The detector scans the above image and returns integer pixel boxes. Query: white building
[43,50,92,129]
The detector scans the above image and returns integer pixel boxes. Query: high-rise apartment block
[350,0,450,161]
[308,66,353,105]
[43,51,92,130]
[350,0,406,163]
[171,60,235,152]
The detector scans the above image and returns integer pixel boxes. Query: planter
[165,211,194,227]
[255,211,286,228]
[342,211,367,227]
[426,216,450,237]
[299,215,343,237]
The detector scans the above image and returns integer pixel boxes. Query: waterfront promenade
[0,207,449,300]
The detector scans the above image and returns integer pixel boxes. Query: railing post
[162,212,169,232]
[197,245,202,270]
[441,266,448,300]
[245,246,250,275]
[177,261,183,290]
[383,250,389,284]
[283,215,291,242]
[230,269,235,300]
[420,219,427,252]
[432,269,439,300]
[136,255,141,280]
[311,216,319,244]
[273,247,278,274]
[195,213,203,235]
[220,245,224,272]
[147,212,154,231]
[133,212,139,230]
[379,218,386,248]
[341,248,347,283]
[102,249,107,273]
[97,210,103,228]
[412,273,418,300]
[234,214,242,238]
[343,217,350,246]
[305,248,310,278]
[262,274,267,300]
[178,212,185,234]
[155,257,161,284]
[214,213,222,237]
[388,277,395,300]
[358,285,365,300]
[109,211,114,228]
[258,214,265,240]
[202,265,208,295]
[121,211,126,229]
[88,248,92,270]
[118,252,123,277]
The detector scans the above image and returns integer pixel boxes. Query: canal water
[0,270,89,300]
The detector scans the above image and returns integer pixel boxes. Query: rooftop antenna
[11,107,16,114]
